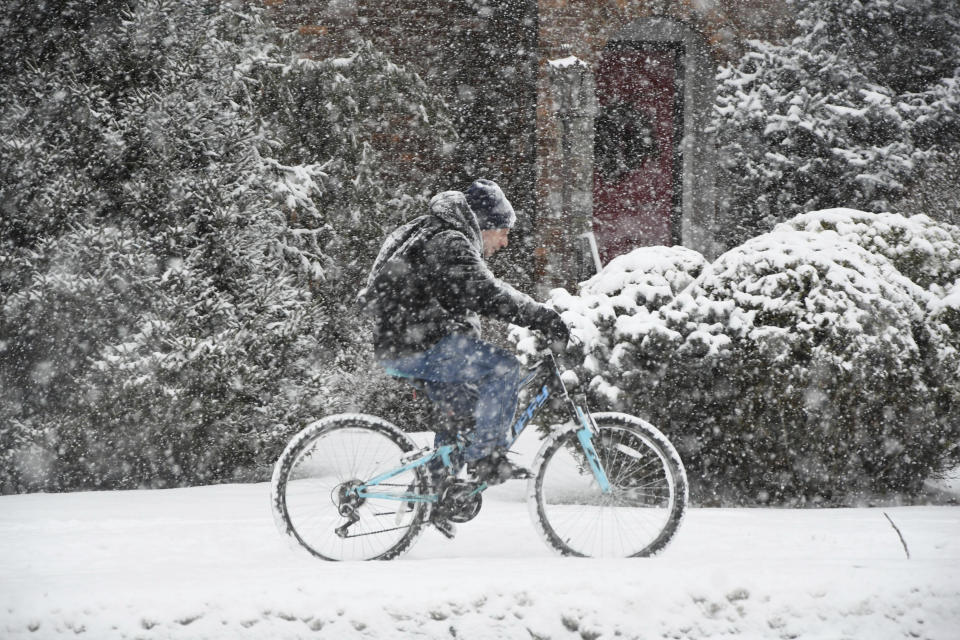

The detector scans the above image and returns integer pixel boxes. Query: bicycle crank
[436,480,483,524]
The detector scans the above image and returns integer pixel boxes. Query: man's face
[481,228,510,258]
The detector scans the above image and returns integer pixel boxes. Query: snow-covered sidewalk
[2,482,958,639]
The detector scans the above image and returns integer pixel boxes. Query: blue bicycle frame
[354,352,611,504]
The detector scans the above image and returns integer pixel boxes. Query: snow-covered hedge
[514,210,960,503]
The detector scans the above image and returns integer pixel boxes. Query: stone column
[538,54,599,293]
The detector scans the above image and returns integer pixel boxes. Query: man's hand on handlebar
[541,310,570,343]
[536,308,571,354]
[547,337,569,354]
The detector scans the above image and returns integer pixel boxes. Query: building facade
[269,0,792,290]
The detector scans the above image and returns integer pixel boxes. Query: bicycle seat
[383,367,430,392]
[383,367,476,431]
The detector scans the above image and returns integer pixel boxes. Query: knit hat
[464,179,516,230]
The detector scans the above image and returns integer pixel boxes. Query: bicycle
[270,347,688,560]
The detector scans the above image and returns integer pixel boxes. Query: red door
[593,45,682,264]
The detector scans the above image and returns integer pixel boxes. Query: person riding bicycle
[359,179,569,486]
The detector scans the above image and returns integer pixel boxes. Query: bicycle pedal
[510,467,533,480]
[468,458,531,485]
[431,517,457,539]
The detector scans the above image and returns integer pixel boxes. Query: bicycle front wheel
[271,414,428,561]
[529,412,687,558]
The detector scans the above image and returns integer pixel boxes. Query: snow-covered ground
[2,479,958,639]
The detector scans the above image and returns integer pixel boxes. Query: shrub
[514,210,960,503]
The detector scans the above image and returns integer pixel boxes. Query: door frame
[597,39,685,247]
[591,17,719,259]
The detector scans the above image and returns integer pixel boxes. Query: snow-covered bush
[0,0,455,491]
[713,0,960,248]
[777,208,960,292]
[512,246,708,401]
[515,210,960,503]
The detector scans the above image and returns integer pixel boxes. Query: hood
[429,190,482,252]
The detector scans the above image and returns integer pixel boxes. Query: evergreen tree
[713,0,960,248]
[0,0,455,491]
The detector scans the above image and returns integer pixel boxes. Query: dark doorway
[593,42,684,264]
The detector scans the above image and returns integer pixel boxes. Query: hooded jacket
[360,191,554,360]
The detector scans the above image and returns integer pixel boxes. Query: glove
[539,309,570,346]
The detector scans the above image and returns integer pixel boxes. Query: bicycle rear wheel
[271,414,429,561]
[529,412,687,558]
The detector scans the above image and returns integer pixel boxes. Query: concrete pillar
[539,54,599,293]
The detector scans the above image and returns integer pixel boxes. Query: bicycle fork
[575,405,612,494]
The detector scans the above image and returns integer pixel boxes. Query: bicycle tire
[271,414,429,561]
[528,412,687,558]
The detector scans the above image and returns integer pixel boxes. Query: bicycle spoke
[273,417,429,561]
[532,417,686,558]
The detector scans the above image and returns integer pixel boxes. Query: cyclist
[359,179,569,488]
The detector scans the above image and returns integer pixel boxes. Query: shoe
[467,451,532,485]
[496,458,532,481]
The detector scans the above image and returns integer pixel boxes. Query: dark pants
[380,334,524,461]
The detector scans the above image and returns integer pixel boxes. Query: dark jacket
[359,191,554,360]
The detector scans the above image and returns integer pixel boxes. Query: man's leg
[422,335,523,461]
[380,334,523,462]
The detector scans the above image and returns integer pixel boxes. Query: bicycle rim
[274,418,427,561]
[531,415,686,558]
